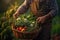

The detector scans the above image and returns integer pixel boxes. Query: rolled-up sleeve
[48,0,58,17]
[15,0,30,14]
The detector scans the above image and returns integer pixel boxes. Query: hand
[36,16,46,24]
[13,13,20,19]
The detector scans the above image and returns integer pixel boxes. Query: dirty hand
[36,16,46,24]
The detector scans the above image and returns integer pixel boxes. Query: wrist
[44,13,52,20]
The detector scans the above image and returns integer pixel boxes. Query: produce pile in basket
[14,13,37,32]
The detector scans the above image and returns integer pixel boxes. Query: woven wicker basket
[11,21,41,39]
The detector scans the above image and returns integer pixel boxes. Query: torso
[30,0,51,17]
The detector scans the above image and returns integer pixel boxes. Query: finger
[38,19,41,23]
[13,14,15,19]
[37,18,41,23]
[36,17,40,21]
[13,14,17,19]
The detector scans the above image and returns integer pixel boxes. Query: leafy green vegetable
[14,13,37,32]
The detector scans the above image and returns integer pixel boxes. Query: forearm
[15,5,28,14]
[44,0,58,20]
[45,8,58,20]
[36,0,58,23]
[13,0,30,19]
[15,0,30,14]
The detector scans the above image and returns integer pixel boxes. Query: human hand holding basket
[12,13,41,39]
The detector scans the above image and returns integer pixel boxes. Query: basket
[12,21,41,39]
[11,21,41,39]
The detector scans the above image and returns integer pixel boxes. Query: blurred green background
[0,0,60,40]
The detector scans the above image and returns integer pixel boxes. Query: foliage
[15,13,36,27]
[14,13,37,32]
[0,0,60,40]
[0,1,19,40]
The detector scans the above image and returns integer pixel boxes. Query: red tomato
[17,26,27,32]
[21,28,25,32]
[17,27,20,31]
[19,27,23,30]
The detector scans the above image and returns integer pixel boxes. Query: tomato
[17,27,23,31]
[16,26,28,32]
[21,28,25,32]
[19,27,23,30]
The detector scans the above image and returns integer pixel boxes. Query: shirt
[16,0,58,17]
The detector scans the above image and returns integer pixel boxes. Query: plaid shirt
[16,0,58,17]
